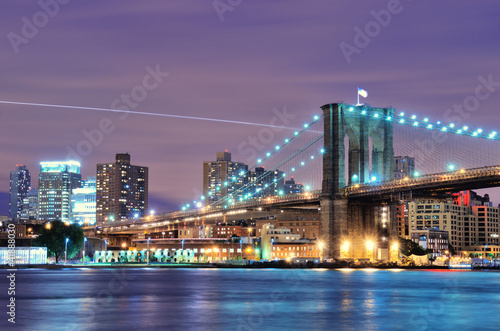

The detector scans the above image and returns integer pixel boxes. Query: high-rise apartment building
[71,177,97,225]
[394,156,415,179]
[203,151,248,202]
[248,167,284,197]
[9,165,31,219]
[96,153,148,222]
[20,188,38,220]
[37,161,81,222]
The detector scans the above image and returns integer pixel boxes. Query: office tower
[37,161,81,222]
[283,177,304,195]
[203,151,248,202]
[394,156,415,179]
[9,165,31,220]
[96,153,148,222]
[249,167,284,197]
[20,188,38,220]
[71,177,97,225]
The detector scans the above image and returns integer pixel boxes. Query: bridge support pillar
[321,199,398,260]
[320,102,397,260]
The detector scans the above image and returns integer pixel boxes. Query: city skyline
[2,1,500,215]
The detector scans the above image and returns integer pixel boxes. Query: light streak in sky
[0,100,303,130]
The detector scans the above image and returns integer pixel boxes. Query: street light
[147,237,150,265]
[162,231,165,239]
[182,239,185,250]
[352,174,359,186]
[65,237,69,265]
[83,237,87,264]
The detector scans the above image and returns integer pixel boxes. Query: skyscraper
[9,165,31,220]
[203,151,248,202]
[394,156,415,179]
[20,188,38,220]
[283,177,303,195]
[248,167,285,197]
[37,161,81,222]
[96,153,148,222]
[71,177,97,225]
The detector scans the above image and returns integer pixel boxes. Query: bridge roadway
[92,165,500,235]
[93,192,321,235]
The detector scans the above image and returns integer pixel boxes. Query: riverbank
[0,262,454,270]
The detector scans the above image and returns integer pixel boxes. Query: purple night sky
[1,1,500,214]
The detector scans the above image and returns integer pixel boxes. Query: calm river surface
[1,268,499,331]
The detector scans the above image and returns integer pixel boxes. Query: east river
[1,268,499,330]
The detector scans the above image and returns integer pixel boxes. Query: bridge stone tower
[321,103,396,259]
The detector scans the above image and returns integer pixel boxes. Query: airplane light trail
[0,100,305,130]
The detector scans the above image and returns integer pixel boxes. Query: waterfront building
[20,188,38,220]
[212,225,243,239]
[96,153,148,222]
[256,211,321,240]
[260,223,320,260]
[0,247,47,265]
[394,156,415,179]
[396,203,409,238]
[408,191,499,251]
[409,228,449,257]
[37,161,81,222]
[71,177,97,225]
[131,238,254,263]
[9,165,31,219]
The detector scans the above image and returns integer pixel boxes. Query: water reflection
[9,269,500,331]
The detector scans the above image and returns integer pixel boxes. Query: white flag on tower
[358,87,368,98]
[357,87,368,105]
